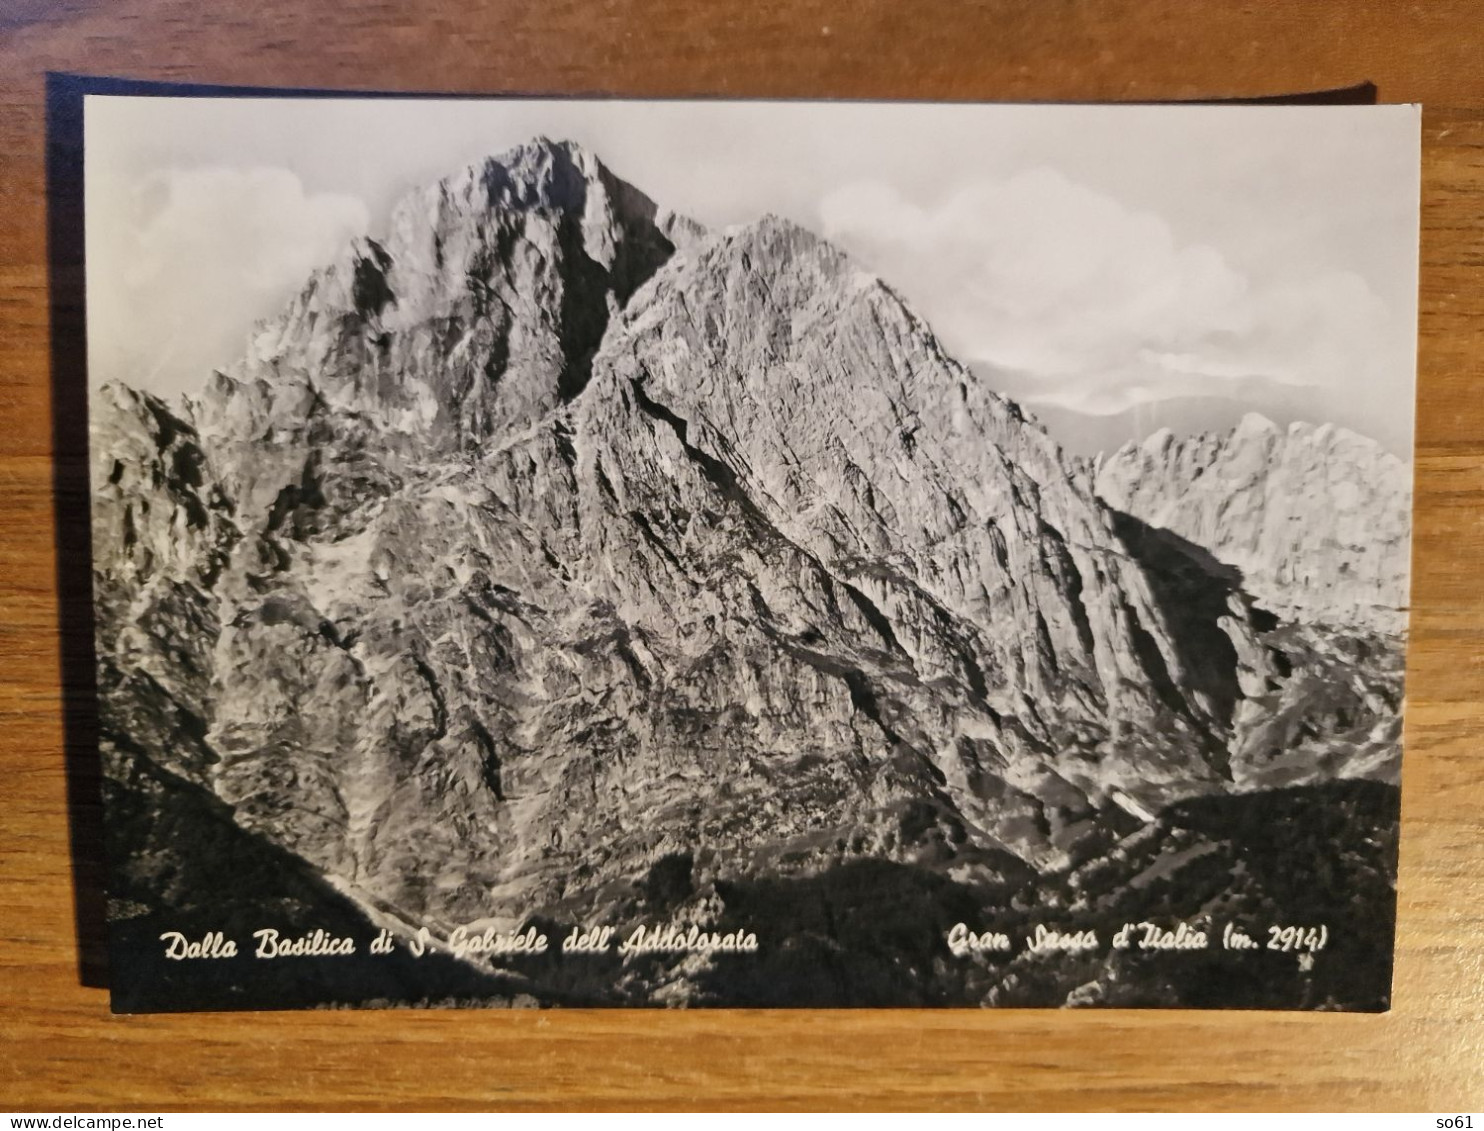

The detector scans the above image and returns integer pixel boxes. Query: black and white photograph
[83,96,1419,1012]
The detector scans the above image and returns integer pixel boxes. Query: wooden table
[3,0,1483,1111]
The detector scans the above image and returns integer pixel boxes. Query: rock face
[1094,413,1412,632]
[90,139,1404,1009]
[1092,413,1409,796]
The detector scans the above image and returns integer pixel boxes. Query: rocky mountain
[1094,413,1411,633]
[89,138,1403,1010]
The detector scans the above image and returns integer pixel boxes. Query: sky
[84,96,1420,454]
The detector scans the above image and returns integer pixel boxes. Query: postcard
[83,95,1419,1011]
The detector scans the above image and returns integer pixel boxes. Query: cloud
[89,166,369,399]
[816,168,1401,422]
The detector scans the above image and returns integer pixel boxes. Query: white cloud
[816,168,1402,422]
[88,166,369,399]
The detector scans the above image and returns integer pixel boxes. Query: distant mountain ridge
[970,363,1413,460]
[1095,411,1411,633]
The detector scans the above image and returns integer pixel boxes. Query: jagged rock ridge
[1094,412,1411,632]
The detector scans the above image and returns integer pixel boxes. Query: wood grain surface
[3,0,1484,1112]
